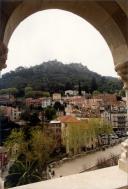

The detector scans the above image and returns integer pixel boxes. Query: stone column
[115,61,128,91]
[118,139,128,172]
[0,41,7,186]
[0,41,8,70]
[126,89,128,128]
[115,61,128,172]
[115,61,128,123]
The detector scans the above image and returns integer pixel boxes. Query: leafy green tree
[32,91,43,98]
[44,106,56,121]
[119,89,125,97]
[25,86,33,94]
[78,81,82,96]
[87,118,113,146]
[4,129,24,159]
[8,88,18,95]
[62,118,113,155]
[21,111,31,122]
[93,90,100,96]
[21,111,40,126]
[31,129,54,168]
[90,77,97,93]
[5,127,55,187]
[29,113,40,126]
[62,121,90,155]
[0,88,18,95]
[25,91,34,98]
[0,88,8,94]
[42,91,50,97]
[101,119,113,145]
[67,122,88,154]
[54,101,65,112]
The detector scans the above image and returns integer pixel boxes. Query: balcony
[8,165,128,189]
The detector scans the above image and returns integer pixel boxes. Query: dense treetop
[0,60,122,95]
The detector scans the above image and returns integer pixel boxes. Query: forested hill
[0,60,122,94]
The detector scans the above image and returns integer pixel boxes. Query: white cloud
[2,9,118,77]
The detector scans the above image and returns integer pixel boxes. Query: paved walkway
[54,143,122,177]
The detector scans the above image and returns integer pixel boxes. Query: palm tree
[5,160,41,188]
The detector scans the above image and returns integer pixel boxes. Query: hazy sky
[2,9,118,77]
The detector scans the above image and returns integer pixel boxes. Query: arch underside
[1,0,128,66]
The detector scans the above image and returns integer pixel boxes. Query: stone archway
[0,0,128,88]
[0,0,128,175]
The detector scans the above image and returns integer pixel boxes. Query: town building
[101,106,128,133]
[87,98,103,110]
[0,106,21,122]
[25,98,43,107]
[52,93,61,101]
[64,98,102,118]
[93,93,117,106]
[65,104,73,115]
[64,90,86,96]
[0,95,15,106]
[42,97,51,108]
[56,115,100,154]
[64,96,86,107]
[65,90,75,96]
[65,90,78,96]
[6,106,21,122]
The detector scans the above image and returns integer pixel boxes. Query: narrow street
[54,143,122,178]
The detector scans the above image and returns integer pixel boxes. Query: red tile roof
[57,115,80,123]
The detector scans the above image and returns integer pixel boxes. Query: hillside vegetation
[0,60,122,95]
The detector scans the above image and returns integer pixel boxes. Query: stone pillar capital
[115,61,128,90]
[0,41,8,70]
[118,139,128,172]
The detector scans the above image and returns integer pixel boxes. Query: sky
[2,9,118,77]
